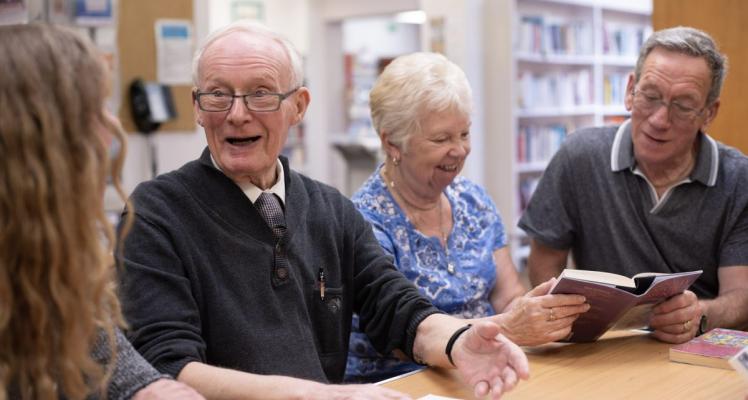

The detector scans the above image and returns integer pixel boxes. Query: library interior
[2,0,748,399]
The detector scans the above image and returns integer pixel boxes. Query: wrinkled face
[194,32,307,186]
[624,48,718,170]
[398,108,471,196]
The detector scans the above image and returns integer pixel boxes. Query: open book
[549,269,702,342]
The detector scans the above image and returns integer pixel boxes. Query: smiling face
[194,31,309,188]
[395,108,471,197]
[624,48,719,172]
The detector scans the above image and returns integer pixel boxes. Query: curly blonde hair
[0,23,130,400]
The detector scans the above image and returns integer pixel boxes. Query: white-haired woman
[345,52,590,382]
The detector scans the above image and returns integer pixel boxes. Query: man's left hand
[451,321,530,399]
[649,290,702,344]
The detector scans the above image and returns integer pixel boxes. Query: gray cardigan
[118,149,440,383]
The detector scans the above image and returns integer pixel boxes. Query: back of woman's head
[369,52,473,151]
[0,23,127,400]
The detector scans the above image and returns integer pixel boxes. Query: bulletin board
[117,0,195,132]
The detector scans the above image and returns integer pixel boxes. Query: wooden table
[381,330,746,399]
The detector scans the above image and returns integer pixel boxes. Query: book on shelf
[669,328,748,370]
[549,268,702,342]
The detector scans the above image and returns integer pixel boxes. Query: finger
[651,328,694,344]
[652,290,697,314]
[489,376,505,400]
[501,366,518,391]
[527,278,554,297]
[543,293,588,307]
[544,324,574,342]
[550,303,591,319]
[474,380,490,398]
[501,335,530,379]
[649,308,697,329]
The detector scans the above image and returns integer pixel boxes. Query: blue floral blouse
[344,165,508,383]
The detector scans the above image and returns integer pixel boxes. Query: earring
[393,157,400,166]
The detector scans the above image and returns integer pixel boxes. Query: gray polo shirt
[519,120,748,298]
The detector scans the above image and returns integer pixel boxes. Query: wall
[121,0,309,194]
[653,0,748,153]
[419,0,485,185]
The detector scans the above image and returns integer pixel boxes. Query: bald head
[193,21,303,89]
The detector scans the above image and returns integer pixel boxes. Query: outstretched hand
[451,321,530,399]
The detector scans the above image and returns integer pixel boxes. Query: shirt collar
[610,118,719,186]
[210,155,286,204]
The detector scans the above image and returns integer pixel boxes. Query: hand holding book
[649,289,703,344]
[492,277,590,346]
[549,269,702,342]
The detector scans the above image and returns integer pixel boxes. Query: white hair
[369,52,472,151]
[192,20,304,90]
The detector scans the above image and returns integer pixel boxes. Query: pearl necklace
[383,167,455,274]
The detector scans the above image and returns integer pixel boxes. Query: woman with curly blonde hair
[0,24,203,400]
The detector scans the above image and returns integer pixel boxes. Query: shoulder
[718,143,748,173]
[716,142,748,187]
[130,161,197,204]
[451,176,492,203]
[450,176,501,215]
[563,125,617,156]
[289,169,359,215]
[351,170,389,211]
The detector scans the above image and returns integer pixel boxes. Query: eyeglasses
[195,88,299,112]
[631,89,707,123]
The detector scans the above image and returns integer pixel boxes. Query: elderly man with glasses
[520,26,748,344]
[118,21,529,400]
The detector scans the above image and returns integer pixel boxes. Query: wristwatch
[696,314,709,336]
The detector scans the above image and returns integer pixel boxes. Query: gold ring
[684,320,691,333]
[549,308,555,322]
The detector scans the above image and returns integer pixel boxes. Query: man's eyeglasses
[195,88,299,112]
[631,89,707,123]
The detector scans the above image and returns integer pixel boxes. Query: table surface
[381,330,747,399]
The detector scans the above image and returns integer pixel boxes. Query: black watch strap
[697,314,709,336]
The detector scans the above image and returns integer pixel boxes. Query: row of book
[517,15,594,56]
[603,72,629,105]
[602,22,652,57]
[517,124,569,164]
[517,69,592,109]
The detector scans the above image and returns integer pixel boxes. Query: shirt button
[276,266,288,280]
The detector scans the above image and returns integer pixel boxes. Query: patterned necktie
[254,192,286,240]
[254,192,290,285]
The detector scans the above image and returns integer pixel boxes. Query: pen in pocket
[318,267,326,300]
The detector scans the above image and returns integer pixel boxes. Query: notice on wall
[155,19,194,85]
[74,0,113,26]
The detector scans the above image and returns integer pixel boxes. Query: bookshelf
[484,0,651,270]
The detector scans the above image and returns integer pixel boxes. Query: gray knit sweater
[118,149,441,383]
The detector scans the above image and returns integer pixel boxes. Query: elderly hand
[649,290,702,344]
[132,378,205,400]
[450,321,530,399]
[496,278,590,346]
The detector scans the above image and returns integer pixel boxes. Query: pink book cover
[671,329,748,359]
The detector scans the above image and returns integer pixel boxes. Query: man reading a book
[520,26,748,344]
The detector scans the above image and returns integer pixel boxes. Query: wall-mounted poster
[75,0,113,26]
[0,0,28,25]
[230,0,264,22]
[155,19,193,85]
